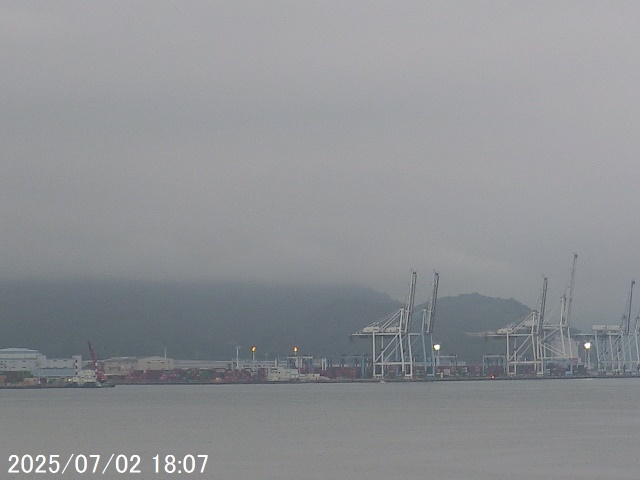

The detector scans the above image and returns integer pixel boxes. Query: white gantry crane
[352,269,438,379]
[485,254,578,375]
[352,270,417,378]
[420,271,439,377]
[592,280,640,373]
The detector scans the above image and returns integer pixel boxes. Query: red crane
[87,341,107,384]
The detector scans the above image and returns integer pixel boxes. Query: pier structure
[484,254,579,375]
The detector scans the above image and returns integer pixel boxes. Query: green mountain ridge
[0,279,531,364]
[419,293,532,363]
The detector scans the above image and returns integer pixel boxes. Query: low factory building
[103,356,177,378]
[103,357,138,376]
[136,356,175,372]
[266,366,300,382]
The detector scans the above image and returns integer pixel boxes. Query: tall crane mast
[536,276,548,374]
[399,270,417,377]
[420,270,439,377]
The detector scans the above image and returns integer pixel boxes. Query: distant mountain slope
[421,293,532,364]
[0,279,399,360]
[0,280,530,363]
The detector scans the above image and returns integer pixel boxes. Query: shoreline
[2,373,640,388]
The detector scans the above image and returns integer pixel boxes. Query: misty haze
[3,3,640,479]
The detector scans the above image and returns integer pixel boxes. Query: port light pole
[251,346,257,376]
[584,342,591,371]
[293,346,299,369]
[433,343,441,372]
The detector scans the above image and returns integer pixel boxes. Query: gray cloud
[2,2,640,327]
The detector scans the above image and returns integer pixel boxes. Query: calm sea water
[1,379,639,480]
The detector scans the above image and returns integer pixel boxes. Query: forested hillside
[0,280,530,363]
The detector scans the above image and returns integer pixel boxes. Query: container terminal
[3,254,640,387]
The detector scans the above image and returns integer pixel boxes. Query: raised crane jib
[402,270,417,333]
[537,276,547,333]
[426,270,439,335]
[624,280,635,335]
[563,253,578,328]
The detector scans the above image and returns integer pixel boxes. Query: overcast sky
[2,2,640,327]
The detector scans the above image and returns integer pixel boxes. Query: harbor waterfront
[3,372,640,388]
[2,379,640,480]
[4,261,639,387]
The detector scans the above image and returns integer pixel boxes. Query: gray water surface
[1,379,638,479]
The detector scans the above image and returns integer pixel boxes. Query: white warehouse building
[0,348,81,379]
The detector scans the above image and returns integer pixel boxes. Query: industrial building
[0,348,81,383]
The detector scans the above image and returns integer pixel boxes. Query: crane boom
[88,341,106,384]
